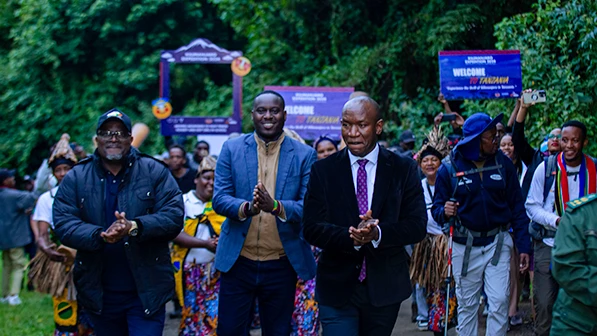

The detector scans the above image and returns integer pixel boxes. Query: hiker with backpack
[431,112,531,336]
[525,120,596,336]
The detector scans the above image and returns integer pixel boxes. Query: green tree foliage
[469,0,597,153]
[8,0,593,174]
[0,0,240,173]
[209,0,540,145]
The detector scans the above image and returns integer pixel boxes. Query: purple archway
[159,38,243,136]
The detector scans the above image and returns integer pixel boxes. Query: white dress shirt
[525,161,581,247]
[183,190,215,264]
[348,145,382,248]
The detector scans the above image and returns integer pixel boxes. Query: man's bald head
[341,96,384,157]
[342,96,382,122]
[349,91,369,100]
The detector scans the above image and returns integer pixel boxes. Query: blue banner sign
[439,50,522,100]
[264,86,354,141]
[160,116,241,136]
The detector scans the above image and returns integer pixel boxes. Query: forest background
[1,0,596,174]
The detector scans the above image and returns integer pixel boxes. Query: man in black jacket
[53,109,184,336]
[303,97,427,336]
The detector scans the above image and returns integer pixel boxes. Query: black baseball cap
[400,130,416,143]
[97,109,132,132]
[0,168,16,184]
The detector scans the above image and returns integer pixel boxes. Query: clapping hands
[349,210,380,246]
[245,181,275,216]
[101,211,132,243]
[253,181,275,213]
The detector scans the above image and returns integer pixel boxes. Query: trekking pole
[444,198,457,336]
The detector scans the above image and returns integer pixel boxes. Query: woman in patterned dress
[29,134,94,336]
[171,156,225,336]
[409,127,457,335]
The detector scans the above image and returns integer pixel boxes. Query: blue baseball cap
[456,112,503,160]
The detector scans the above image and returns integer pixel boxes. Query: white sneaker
[510,314,523,326]
[7,295,21,305]
[0,297,8,304]
[417,320,429,331]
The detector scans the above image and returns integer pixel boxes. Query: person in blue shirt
[431,113,531,336]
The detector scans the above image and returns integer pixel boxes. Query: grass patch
[0,251,55,336]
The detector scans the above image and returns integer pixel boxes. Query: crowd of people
[0,89,595,336]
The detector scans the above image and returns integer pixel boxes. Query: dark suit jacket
[302,147,427,307]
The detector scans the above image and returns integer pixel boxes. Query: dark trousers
[88,293,165,336]
[533,241,559,336]
[218,256,297,336]
[319,281,401,336]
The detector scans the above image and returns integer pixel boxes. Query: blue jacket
[431,150,531,254]
[213,133,317,280]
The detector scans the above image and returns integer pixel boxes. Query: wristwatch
[128,220,139,237]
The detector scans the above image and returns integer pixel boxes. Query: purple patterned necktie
[357,159,368,282]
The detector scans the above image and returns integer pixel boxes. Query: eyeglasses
[97,130,130,141]
[253,107,283,116]
[548,134,561,140]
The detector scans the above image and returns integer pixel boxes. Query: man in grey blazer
[213,90,317,336]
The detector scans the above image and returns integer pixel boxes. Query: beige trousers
[2,247,26,297]
[452,233,513,336]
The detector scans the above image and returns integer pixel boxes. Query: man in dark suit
[303,96,427,335]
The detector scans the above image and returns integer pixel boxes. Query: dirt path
[163,297,535,335]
